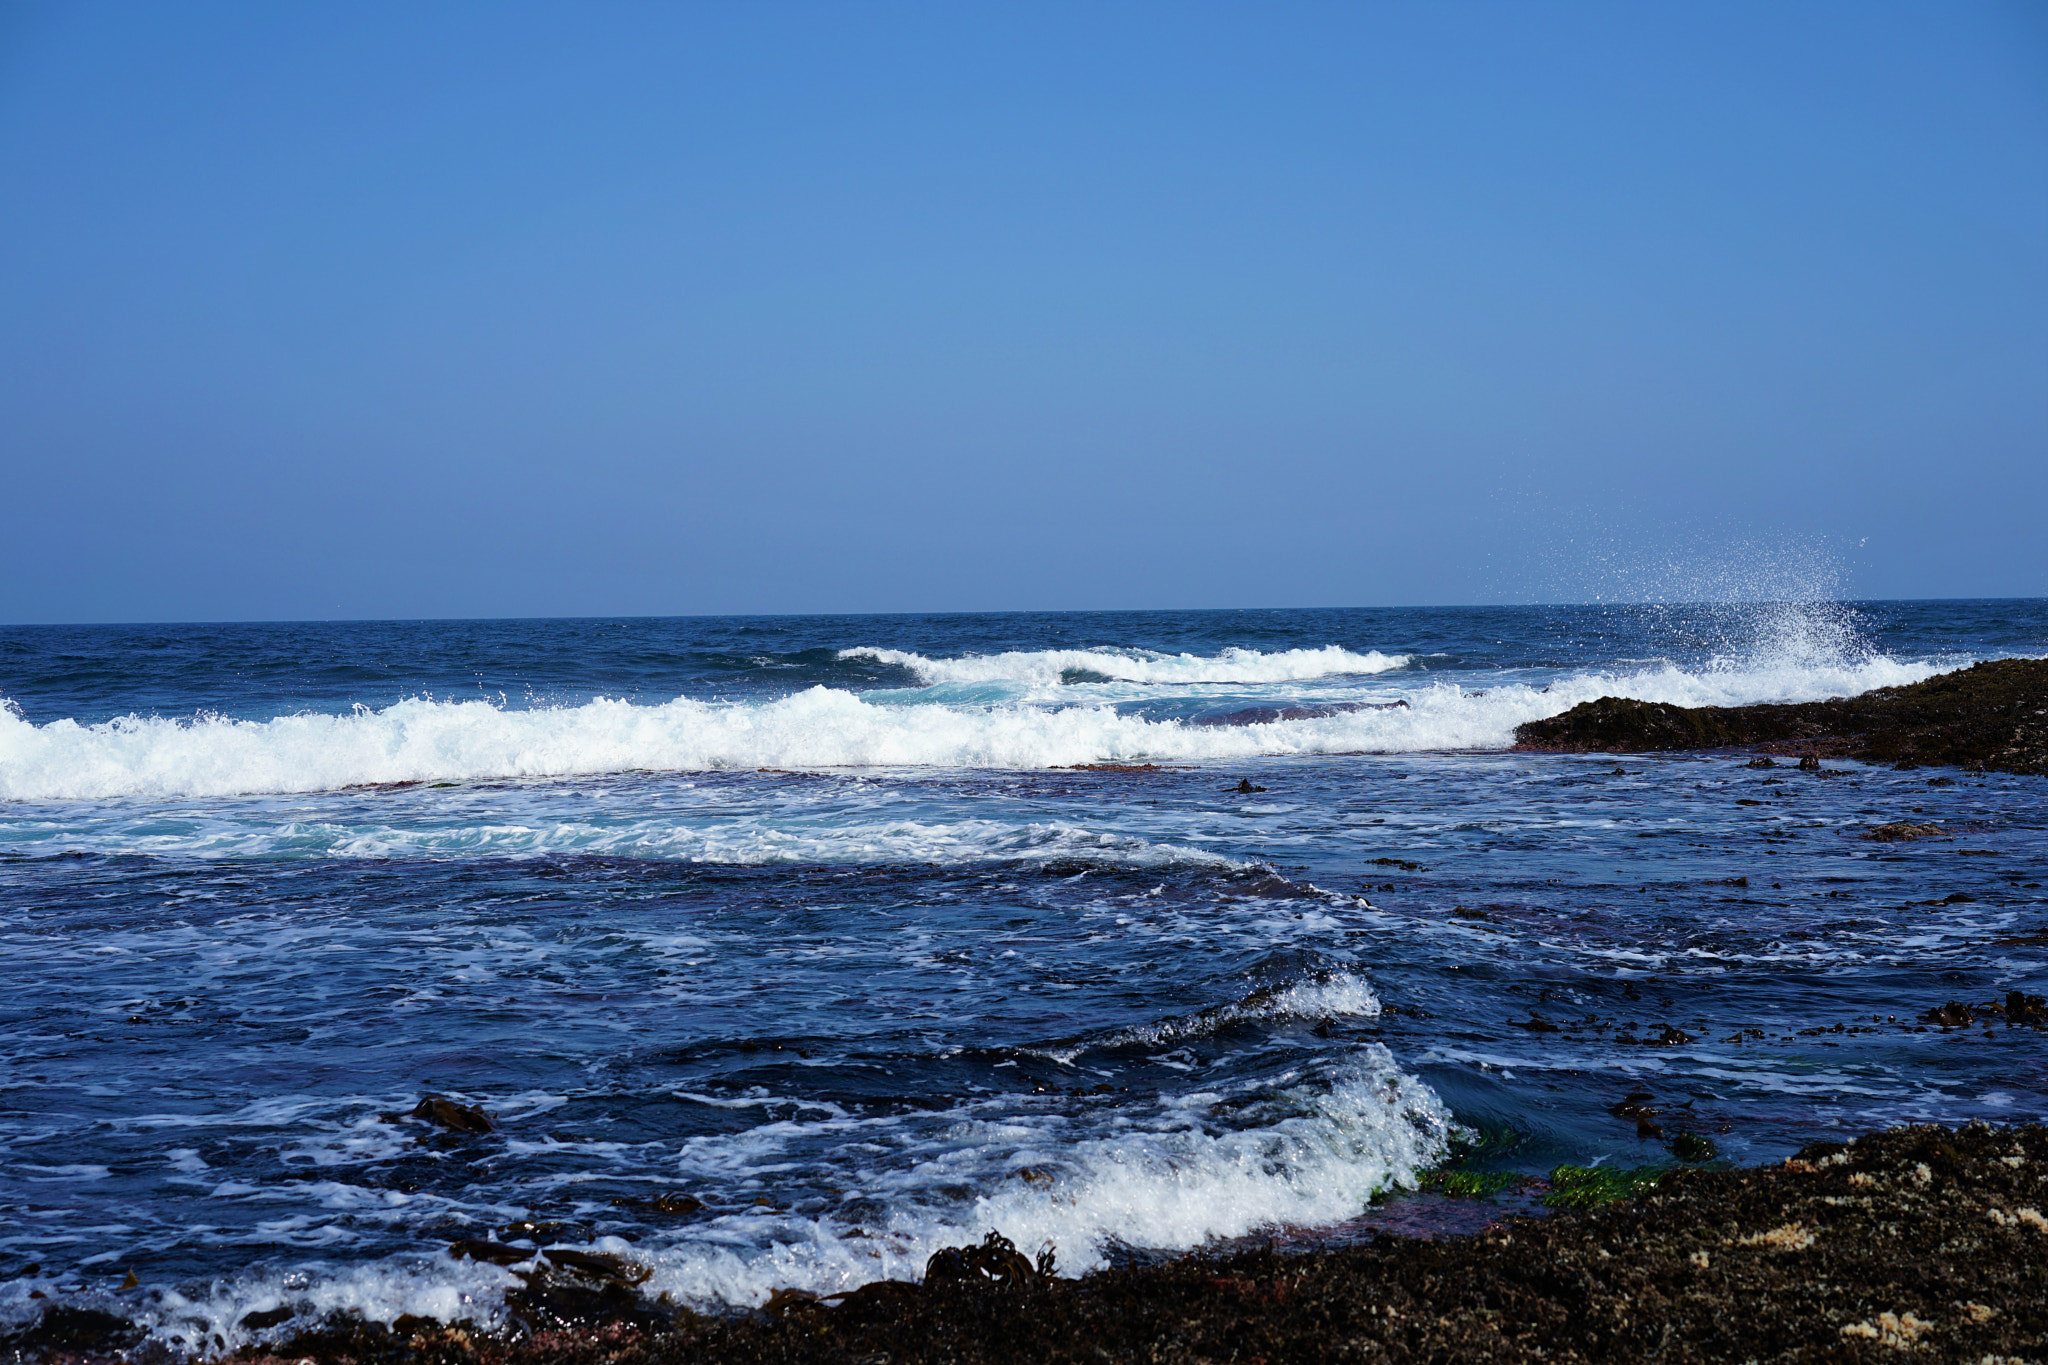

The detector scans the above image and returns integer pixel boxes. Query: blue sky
[2,1,2044,621]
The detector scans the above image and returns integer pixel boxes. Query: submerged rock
[1671,1131,1718,1162]
[612,1191,705,1217]
[386,1095,496,1133]
[1513,658,2048,773]
[1863,821,1946,842]
[449,1238,532,1266]
[499,1217,580,1242]
[543,1248,653,1287]
[1196,699,1408,728]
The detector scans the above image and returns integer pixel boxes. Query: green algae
[1542,1163,1667,1209]
[1421,1168,1528,1198]
[1671,1130,1718,1163]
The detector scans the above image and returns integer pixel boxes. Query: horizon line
[3,594,2044,631]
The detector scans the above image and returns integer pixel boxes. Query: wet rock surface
[1862,821,1947,842]
[0,1307,142,1361]
[381,1097,497,1135]
[39,1122,2010,1364]
[1513,658,2048,773]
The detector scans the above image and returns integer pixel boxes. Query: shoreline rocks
[1512,658,2048,773]
[13,1123,2042,1364]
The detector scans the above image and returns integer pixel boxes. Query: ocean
[1,600,2043,1351]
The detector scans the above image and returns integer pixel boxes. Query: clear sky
[2,2,2044,623]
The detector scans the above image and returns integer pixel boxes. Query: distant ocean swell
[0,645,1949,801]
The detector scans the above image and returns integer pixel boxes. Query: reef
[1512,658,2048,773]
[16,1122,2046,1365]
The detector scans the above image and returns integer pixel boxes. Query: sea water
[1,601,2043,1349]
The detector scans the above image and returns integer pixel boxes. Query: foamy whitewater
[0,643,1943,803]
[1,601,2043,1353]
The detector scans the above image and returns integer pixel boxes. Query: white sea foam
[0,651,1956,802]
[636,1046,1451,1309]
[43,1040,1451,1351]
[842,645,1412,688]
[1038,970,1383,1060]
[61,1256,524,1356]
[1,811,1254,868]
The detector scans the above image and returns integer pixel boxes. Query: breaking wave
[839,645,1411,688]
[634,1045,1452,1309]
[60,1045,1451,1350]
[0,649,1954,802]
[1032,969,1384,1062]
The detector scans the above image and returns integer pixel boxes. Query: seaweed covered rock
[1514,657,2048,773]
[921,1232,1046,1290]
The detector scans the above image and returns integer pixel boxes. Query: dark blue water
[1,601,2043,1349]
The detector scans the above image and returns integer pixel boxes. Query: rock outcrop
[1513,658,2048,773]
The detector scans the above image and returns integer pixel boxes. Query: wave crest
[643,1046,1449,1308]
[839,645,1411,688]
[0,653,1957,801]
[137,1046,1449,1347]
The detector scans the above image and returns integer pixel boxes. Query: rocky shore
[13,1123,2046,1364]
[1513,658,2048,773]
